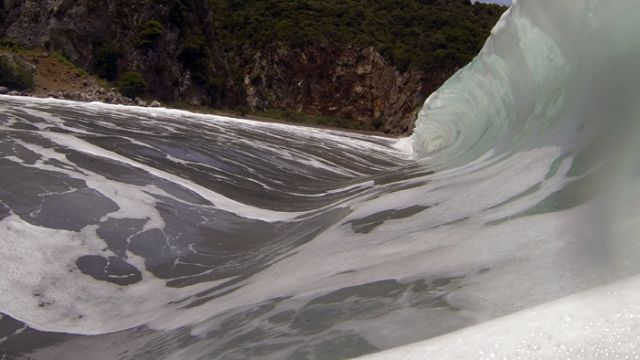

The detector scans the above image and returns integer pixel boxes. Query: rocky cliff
[239,44,441,133]
[0,0,504,134]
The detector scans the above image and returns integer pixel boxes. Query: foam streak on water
[2,0,640,358]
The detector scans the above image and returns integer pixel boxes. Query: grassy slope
[0,40,108,96]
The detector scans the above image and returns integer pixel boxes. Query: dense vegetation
[208,0,505,72]
[0,54,33,91]
[93,41,121,81]
[118,71,147,98]
[138,19,165,48]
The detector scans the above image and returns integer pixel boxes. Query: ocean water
[2,0,640,359]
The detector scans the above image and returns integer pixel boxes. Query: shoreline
[167,103,400,138]
[0,93,401,139]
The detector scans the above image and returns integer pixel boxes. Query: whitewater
[2,0,640,358]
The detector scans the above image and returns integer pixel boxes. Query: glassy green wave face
[412,0,640,171]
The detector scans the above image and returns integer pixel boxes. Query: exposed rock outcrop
[241,44,450,133]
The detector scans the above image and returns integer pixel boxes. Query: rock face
[0,0,465,134]
[241,44,444,134]
[45,88,134,105]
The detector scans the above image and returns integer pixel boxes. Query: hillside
[0,0,505,134]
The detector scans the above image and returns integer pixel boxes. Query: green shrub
[93,41,121,81]
[138,20,165,48]
[0,39,21,51]
[117,71,147,98]
[0,55,34,91]
[169,1,187,27]
[178,35,208,75]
